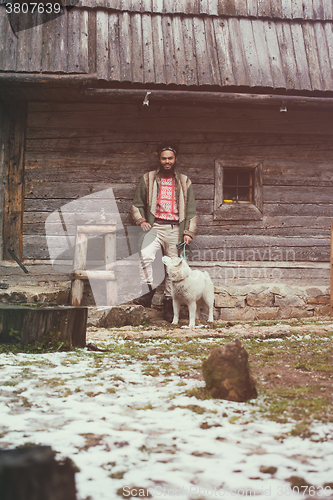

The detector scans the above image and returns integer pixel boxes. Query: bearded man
[131,144,197,321]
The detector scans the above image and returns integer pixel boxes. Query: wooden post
[71,232,88,306]
[331,221,333,317]
[71,224,117,306]
[105,231,117,306]
[3,102,26,260]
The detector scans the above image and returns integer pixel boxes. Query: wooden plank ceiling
[1,0,333,92]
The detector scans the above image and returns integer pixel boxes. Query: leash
[176,240,199,260]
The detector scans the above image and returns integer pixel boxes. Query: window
[223,169,253,203]
[214,159,263,221]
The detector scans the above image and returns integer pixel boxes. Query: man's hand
[183,235,192,245]
[140,222,152,232]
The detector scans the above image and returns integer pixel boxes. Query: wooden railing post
[331,222,333,317]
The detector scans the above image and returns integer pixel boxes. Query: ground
[0,319,333,500]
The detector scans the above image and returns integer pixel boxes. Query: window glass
[223,168,252,203]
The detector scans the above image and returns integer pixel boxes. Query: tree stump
[0,304,87,347]
[0,445,77,500]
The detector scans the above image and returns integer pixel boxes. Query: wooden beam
[84,87,333,109]
[3,102,26,260]
[0,73,98,83]
[0,99,10,261]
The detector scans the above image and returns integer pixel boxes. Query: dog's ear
[174,257,183,267]
[162,256,171,265]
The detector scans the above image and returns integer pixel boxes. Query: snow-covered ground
[0,335,332,500]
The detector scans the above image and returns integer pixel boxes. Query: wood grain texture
[182,17,198,85]
[162,15,177,84]
[291,0,303,19]
[96,11,110,79]
[109,12,121,81]
[172,15,187,85]
[240,18,261,87]
[281,0,292,18]
[4,103,26,260]
[291,23,312,90]
[257,0,271,17]
[275,21,299,89]
[192,17,211,86]
[131,13,144,83]
[263,20,286,88]
[22,102,333,262]
[119,11,132,81]
[213,18,236,86]
[302,22,323,91]
[0,100,9,260]
[0,8,17,71]
[253,20,274,87]
[228,18,248,86]
[313,22,333,91]
[69,0,332,19]
[151,14,166,84]
[142,13,155,83]
[1,7,333,92]
[204,17,222,86]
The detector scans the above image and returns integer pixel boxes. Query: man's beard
[160,165,175,176]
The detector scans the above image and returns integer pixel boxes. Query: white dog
[162,256,214,328]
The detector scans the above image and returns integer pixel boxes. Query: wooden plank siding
[71,0,333,20]
[23,102,333,262]
[2,7,333,93]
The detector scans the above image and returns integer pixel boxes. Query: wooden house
[1,0,333,319]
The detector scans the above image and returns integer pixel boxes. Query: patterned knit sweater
[131,168,197,240]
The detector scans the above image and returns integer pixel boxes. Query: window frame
[214,158,263,221]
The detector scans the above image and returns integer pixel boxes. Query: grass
[1,319,332,435]
[0,329,73,354]
[102,328,333,429]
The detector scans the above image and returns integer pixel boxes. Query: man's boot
[163,297,174,322]
[133,288,156,307]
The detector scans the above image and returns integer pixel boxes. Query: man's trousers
[139,223,179,298]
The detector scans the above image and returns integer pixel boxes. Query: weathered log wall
[0,99,7,261]
[23,101,333,269]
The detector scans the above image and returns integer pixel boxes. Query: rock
[255,307,279,320]
[314,305,331,317]
[306,295,330,305]
[202,339,257,402]
[286,476,312,489]
[214,294,245,308]
[306,287,325,298]
[87,307,112,326]
[246,292,274,307]
[278,307,314,319]
[220,307,256,321]
[274,295,305,307]
[260,466,277,474]
[97,305,149,328]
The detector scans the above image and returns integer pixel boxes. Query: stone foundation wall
[214,284,330,321]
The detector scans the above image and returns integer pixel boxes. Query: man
[131,144,197,321]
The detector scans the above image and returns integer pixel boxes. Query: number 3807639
[5,3,61,14]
